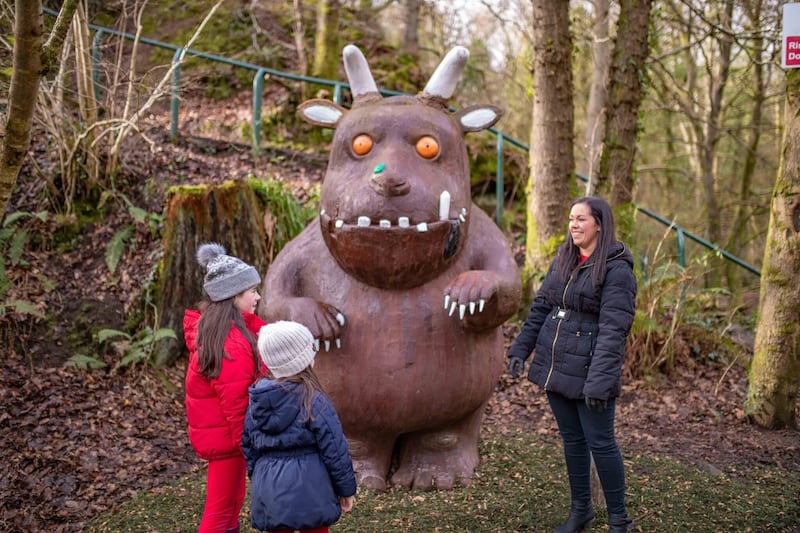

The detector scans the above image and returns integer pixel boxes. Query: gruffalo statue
[259,44,521,491]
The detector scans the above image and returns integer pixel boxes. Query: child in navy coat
[242,320,357,533]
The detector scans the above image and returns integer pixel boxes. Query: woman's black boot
[554,501,596,533]
[607,513,634,532]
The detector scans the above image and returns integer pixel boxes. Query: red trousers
[198,455,246,533]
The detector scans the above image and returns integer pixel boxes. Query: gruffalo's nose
[369,172,411,197]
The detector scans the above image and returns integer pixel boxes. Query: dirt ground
[1,92,798,532]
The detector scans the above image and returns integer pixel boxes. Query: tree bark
[724,0,765,305]
[596,0,653,240]
[153,180,271,366]
[0,0,77,219]
[745,69,800,430]
[403,0,421,56]
[311,0,341,97]
[582,0,611,192]
[525,0,574,290]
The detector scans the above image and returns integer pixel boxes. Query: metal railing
[46,7,761,278]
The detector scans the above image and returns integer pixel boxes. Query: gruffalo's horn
[420,46,469,106]
[343,44,381,106]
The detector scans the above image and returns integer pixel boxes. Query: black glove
[507,357,525,379]
[585,396,608,413]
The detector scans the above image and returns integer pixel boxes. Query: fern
[105,225,133,274]
[64,354,108,369]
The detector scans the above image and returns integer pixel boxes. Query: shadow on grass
[86,428,800,532]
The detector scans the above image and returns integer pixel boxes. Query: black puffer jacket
[508,242,636,400]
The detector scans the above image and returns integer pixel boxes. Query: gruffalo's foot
[348,438,392,492]
[390,430,479,490]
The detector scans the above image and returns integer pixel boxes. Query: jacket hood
[247,379,303,434]
[606,241,633,267]
[183,309,201,353]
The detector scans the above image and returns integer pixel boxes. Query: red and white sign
[783,4,800,68]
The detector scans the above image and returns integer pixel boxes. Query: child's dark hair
[196,298,259,379]
[555,196,617,288]
[278,366,326,422]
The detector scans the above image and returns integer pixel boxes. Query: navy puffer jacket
[242,379,357,531]
[508,242,636,400]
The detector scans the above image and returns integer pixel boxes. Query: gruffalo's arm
[443,207,521,331]
[258,224,346,351]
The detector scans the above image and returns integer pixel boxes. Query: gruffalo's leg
[346,433,396,492]
[389,401,486,490]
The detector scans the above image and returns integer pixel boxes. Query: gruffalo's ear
[298,99,348,129]
[454,105,503,133]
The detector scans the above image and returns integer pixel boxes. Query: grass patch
[86,429,800,532]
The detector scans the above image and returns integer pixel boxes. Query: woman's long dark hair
[196,298,259,380]
[278,366,326,423]
[555,196,617,288]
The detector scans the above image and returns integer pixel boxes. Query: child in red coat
[184,243,267,533]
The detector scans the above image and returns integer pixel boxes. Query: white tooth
[459,304,466,320]
[439,191,451,220]
[325,340,331,351]
[320,209,326,216]
[469,301,476,315]
[398,217,410,228]
[459,213,466,223]
[444,294,450,310]
[336,338,341,349]
[461,207,467,216]
[336,313,346,326]
[479,299,485,312]
[335,219,344,228]
[449,301,457,316]
[379,219,391,228]
[416,222,428,232]
[315,339,320,350]
[358,216,371,227]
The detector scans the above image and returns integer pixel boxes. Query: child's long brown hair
[196,298,259,380]
[277,365,326,422]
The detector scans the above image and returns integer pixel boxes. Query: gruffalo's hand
[443,270,501,324]
[282,297,346,351]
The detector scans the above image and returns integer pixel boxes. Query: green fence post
[91,29,105,101]
[253,68,266,155]
[496,132,504,225]
[333,83,342,105]
[170,48,182,141]
[676,227,686,268]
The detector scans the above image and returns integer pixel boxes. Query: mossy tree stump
[153,179,271,366]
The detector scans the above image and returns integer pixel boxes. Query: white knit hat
[258,321,317,378]
[196,243,261,302]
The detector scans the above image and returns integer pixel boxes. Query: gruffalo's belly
[315,275,503,436]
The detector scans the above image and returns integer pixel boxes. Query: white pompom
[196,242,226,268]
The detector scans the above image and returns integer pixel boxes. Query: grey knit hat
[257,321,316,378]
[196,242,261,302]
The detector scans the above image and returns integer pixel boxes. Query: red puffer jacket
[183,308,267,461]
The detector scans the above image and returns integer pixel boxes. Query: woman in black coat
[507,196,637,533]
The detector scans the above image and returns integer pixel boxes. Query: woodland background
[0,0,799,531]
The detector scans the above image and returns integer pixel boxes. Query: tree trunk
[596,0,652,241]
[745,69,800,430]
[525,0,574,292]
[702,0,735,287]
[311,0,341,97]
[0,0,77,219]
[724,0,765,306]
[153,180,271,366]
[582,0,611,193]
[403,0,421,56]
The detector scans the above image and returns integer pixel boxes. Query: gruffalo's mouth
[319,207,466,290]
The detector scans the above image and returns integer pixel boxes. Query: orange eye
[416,136,439,159]
[352,134,373,156]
